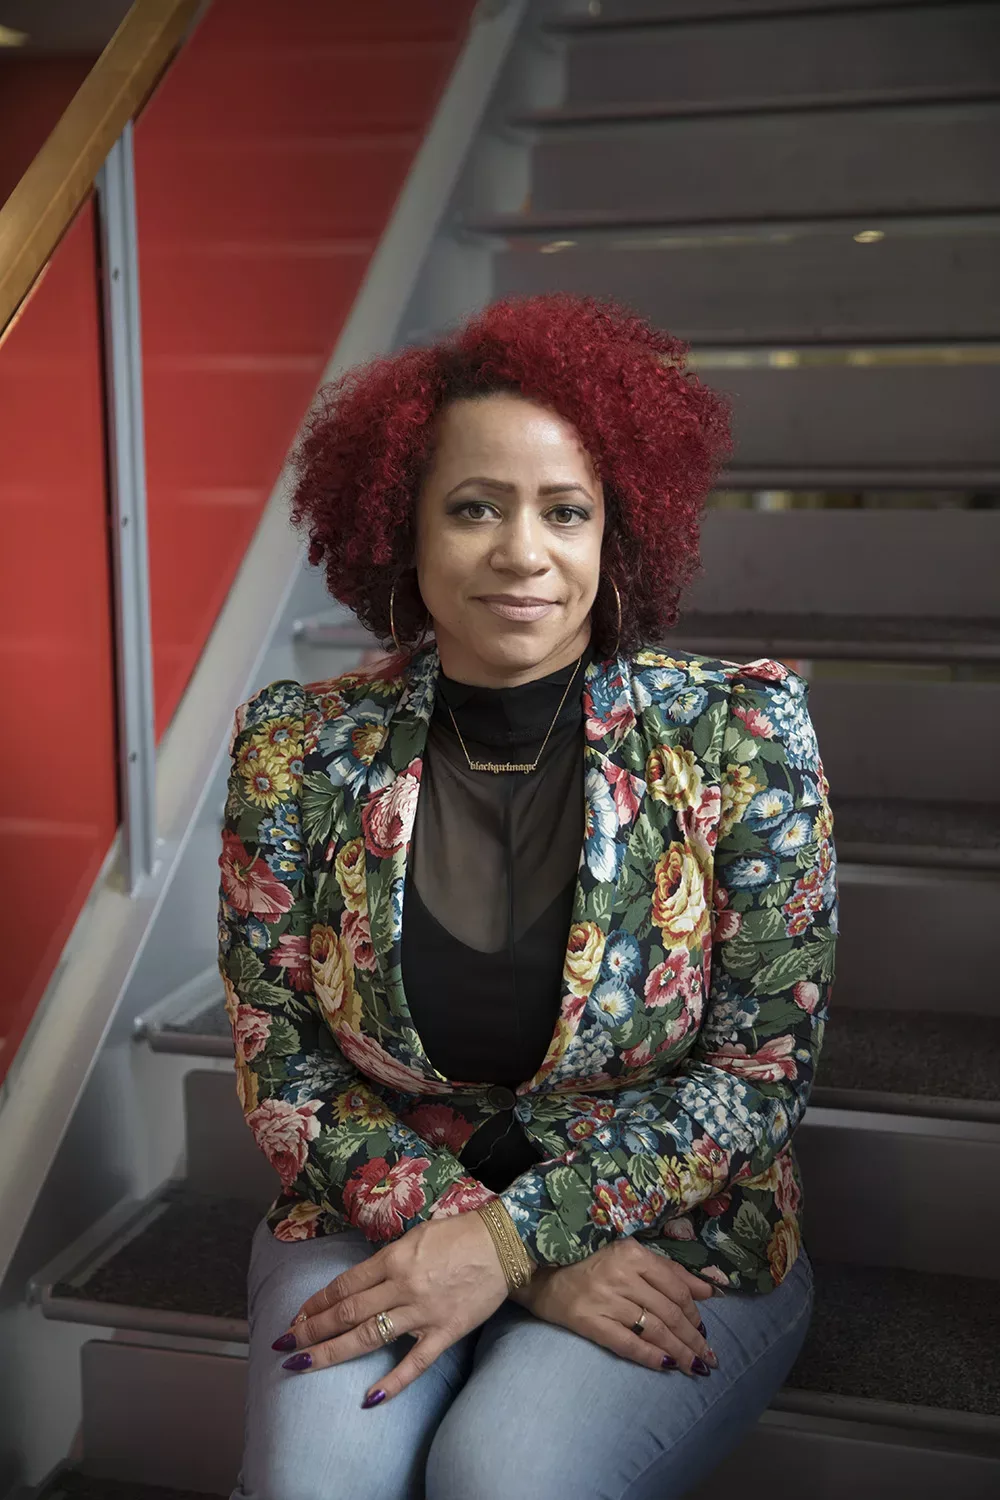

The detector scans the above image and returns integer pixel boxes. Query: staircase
[17,0,1000,1494]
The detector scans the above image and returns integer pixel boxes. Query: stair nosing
[512,82,1000,130]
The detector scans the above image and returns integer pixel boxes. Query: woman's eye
[456,501,495,520]
[550,506,586,525]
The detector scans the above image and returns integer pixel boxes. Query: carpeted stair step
[34,1469,217,1500]
[813,1007,1000,1122]
[35,1189,1000,1429]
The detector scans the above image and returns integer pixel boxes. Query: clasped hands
[271,1212,718,1409]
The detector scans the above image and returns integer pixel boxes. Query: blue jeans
[233,1216,813,1500]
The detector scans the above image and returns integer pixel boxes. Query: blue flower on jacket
[287,1050,355,1104]
[675,1072,756,1153]
[745,787,793,832]
[584,769,622,882]
[261,807,305,879]
[318,700,391,793]
[587,979,635,1029]
[663,685,709,725]
[633,666,687,713]
[586,671,631,735]
[726,851,781,889]
[602,931,641,983]
[389,874,405,945]
[244,917,272,953]
[770,812,816,855]
[700,976,760,1047]
[550,1029,615,1085]
[764,682,820,771]
[623,1120,660,1154]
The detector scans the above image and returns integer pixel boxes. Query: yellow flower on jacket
[563,921,607,999]
[767,1215,801,1283]
[235,1055,259,1115]
[335,837,367,914]
[652,844,710,949]
[719,763,757,839]
[310,925,361,1033]
[331,1086,394,1128]
[646,744,705,811]
[237,729,298,810]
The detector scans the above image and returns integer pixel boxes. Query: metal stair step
[545,3,1000,116]
[666,611,1000,665]
[146,1000,231,1058]
[813,1007,1000,1123]
[830,795,1000,872]
[545,0,921,30]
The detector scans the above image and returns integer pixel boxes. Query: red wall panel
[135,0,477,736]
[0,206,118,1084]
[0,57,93,202]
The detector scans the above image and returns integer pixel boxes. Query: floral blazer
[217,643,838,1293]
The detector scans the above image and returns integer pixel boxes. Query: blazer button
[487,1085,516,1111]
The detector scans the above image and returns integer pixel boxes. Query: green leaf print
[732,1201,772,1246]
[754,938,828,996]
[536,1210,581,1264]
[692,700,727,765]
[301,773,340,846]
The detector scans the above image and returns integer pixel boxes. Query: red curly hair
[289,293,732,660]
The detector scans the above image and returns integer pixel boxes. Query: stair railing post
[95,121,158,896]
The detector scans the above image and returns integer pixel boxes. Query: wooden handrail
[0,0,201,338]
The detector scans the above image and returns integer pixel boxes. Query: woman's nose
[492,516,545,571]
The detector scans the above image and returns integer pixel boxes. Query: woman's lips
[476,598,557,622]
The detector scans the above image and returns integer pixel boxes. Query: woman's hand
[509,1237,718,1377]
[271,1212,509,1405]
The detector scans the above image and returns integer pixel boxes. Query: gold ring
[374,1311,396,1345]
[630,1307,647,1337]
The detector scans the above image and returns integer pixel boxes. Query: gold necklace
[446,652,585,774]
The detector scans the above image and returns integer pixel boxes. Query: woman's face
[414,393,605,686]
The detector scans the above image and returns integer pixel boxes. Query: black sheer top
[400,642,598,1192]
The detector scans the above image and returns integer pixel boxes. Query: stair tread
[832,796,1000,856]
[787,1263,1000,1417]
[819,1007,1000,1104]
[51,1191,258,1323]
[46,1191,1000,1416]
[671,610,1000,648]
[37,1471,217,1500]
[162,1006,230,1040]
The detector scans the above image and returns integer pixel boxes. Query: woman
[218,294,837,1500]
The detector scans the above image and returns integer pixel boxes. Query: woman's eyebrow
[444,478,594,500]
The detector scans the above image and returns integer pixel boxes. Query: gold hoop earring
[389,576,430,655]
[606,576,622,658]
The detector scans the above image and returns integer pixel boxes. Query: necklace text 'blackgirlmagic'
[446,652,585,774]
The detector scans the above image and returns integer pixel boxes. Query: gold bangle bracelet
[475,1199,534,1291]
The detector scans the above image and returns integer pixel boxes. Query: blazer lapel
[519,653,647,1094]
[357,644,647,1094]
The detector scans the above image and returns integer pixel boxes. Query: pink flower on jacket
[731,702,776,739]
[705,1034,797,1083]
[247,1097,321,1186]
[644,950,702,1016]
[361,759,422,858]
[273,1201,324,1242]
[712,885,742,943]
[336,1025,451,1095]
[343,1155,430,1241]
[399,1102,476,1155]
[793,980,821,1014]
[342,907,376,972]
[602,760,643,826]
[273,931,312,990]
[589,1175,644,1233]
[232,1004,271,1062]
[677,784,721,859]
[738,659,790,684]
[429,1178,497,1219]
[219,830,295,920]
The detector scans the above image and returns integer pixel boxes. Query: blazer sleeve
[498,667,838,1268]
[217,679,492,1243]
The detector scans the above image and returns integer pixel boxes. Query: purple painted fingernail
[361,1389,387,1409]
[704,1346,719,1369]
[282,1353,312,1372]
[272,1332,297,1352]
[697,1320,707,1336]
[661,1355,678,1370]
[691,1357,711,1377]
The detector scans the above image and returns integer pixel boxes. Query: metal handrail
[0,0,200,340]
